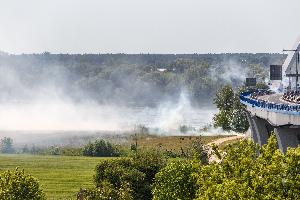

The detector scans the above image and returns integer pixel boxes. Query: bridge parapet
[240,90,300,152]
[240,90,300,115]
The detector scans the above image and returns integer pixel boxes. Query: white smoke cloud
[209,59,248,86]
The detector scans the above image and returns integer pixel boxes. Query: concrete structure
[240,38,300,152]
[241,91,300,152]
[282,36,300,90]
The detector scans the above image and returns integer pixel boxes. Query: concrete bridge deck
[240,90,300,152]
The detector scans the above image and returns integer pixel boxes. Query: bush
[195,135,300,200]
[94,158,145,200]
[131,150,167,182]
[91,150,166,200]
[0,168,45,200]
[151,135,300,200]
[83,139,120,157]
[79,181,132,200]
[152,160,198,200]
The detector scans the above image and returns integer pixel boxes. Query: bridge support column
[252,116,269,146]
[245,111,258,143]
[274,128,300,153]
[245,111,269,146]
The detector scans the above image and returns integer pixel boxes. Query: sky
[0,0,300,54]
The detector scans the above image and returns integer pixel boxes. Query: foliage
[178,137,209,164]
[131,150,167,183]
[83,139,120,157]
[179,125,189,133]
[230,108,249,132]
[191,138,209,165]
[20,145,84,156]
[0,53,285,106]
[152,160,198,200]
[80,181,133,200]
[213,109,232,131]
[0,137,14,154]
[195,135,300,200]
[0,168,45,200]
[92,150,166,200]
[213,85,235,111]
[213,85,249,132]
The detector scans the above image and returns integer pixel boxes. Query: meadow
[135,135,229,152]
[0,154,106,199]
[0,135,233,199]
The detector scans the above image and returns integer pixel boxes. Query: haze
[0,0,300,54]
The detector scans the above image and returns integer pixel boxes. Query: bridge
[240,90,300,152]
[240,38,300,152]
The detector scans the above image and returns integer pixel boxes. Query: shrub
[79,181,132,200]
[0,168,45,200]
[195,135,300,200]
[152,160,198,200]
[131,150,167,200]
[92,150,166,200]
[131,150,167,182]
[83,139,120,157]
[94,158,145,200]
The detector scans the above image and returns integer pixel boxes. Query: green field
[0,154,106,199]
[0,135,233,199]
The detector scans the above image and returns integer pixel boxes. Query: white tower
[282,37,300,91]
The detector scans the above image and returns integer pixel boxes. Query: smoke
[155,92,191,131]
[0,91,216,132]
[2,55,259,139]
[0,99,123,131]
[0,62,216,133]
[153,91,215,133]
[209,59,248,88]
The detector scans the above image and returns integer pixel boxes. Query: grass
[136,135,230,153]
[0,154,107,200]
[0,135,232,199]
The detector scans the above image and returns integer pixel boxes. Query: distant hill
[0,53,286,106]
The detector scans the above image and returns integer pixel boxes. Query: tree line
[0,53,285,106]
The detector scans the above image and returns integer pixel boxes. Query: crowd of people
[241,90,300,112]
[282,91,300,104]
[249,90,274,100]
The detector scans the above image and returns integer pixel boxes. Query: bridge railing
[240,90,300,114]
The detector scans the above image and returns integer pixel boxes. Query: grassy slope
[0,154,106,200]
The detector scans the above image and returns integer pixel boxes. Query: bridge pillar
[245,111,269,146]
[274,128,300,153]
[245,111,259,143]
[252,116,269,146]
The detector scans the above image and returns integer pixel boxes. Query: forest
[0,53,286,107]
